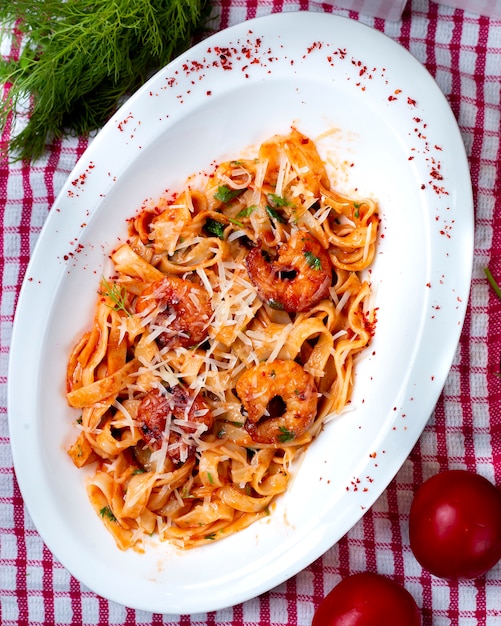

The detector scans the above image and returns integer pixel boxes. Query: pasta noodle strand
[66,128,379,551]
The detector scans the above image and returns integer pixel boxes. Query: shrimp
[245,230,332,312]
[135,275,212,349]
[236,359,318,445]
[137,386,214,464]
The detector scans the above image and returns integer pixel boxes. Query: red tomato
[311,572,421,626]
[409,469,501,579]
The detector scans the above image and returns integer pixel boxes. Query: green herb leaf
[227,217,245,228]
[204,218,225,239]
[99,506,117,522]
[268,193,291,207]
[267,298,284,310]
[265,205,287,224]
[485,267,501,301]
[485,268,501,376]
[277,426,295,443]
[214,185,245,204]
[236,205,258,218]
[304,250,322,270]
[0,0,210,162]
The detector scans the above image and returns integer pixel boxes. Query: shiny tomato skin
[311,572,421,626]
[409,470,501,579]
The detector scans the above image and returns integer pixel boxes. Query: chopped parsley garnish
[237,205,258,218]
[268,193,291,207]
[267,298,285,310]
[227,217,245,228]
[304,250,322,270]
[265,205,287,224]
[277,426,295,443]
[214,185,245,204]
[204,218,225,239]
[353,201,365,218]
[99,506,117,522]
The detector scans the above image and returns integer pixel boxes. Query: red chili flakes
[363,308,378,338]
[346,473,375,494]
[388,88,402,101]
[68,162,95,197]
[214,47,233,71]
[430,166,443,181]
[117,114,133,132]
[349,477,361,492]
[183,60,204,75]
[410,116,449,196]
[304,41,323,58]
[407,97,417,106]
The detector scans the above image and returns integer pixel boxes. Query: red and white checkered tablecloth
[1,0,501,624]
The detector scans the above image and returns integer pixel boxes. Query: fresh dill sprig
[0,0,210,162]
[100,277,131,316]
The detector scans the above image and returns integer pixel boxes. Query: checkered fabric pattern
[1,0,500,624]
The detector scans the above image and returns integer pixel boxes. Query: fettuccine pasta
[66,128,379,551]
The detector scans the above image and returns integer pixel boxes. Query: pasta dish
[65,128,379,551]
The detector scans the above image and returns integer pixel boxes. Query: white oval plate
[8,11,473,615]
